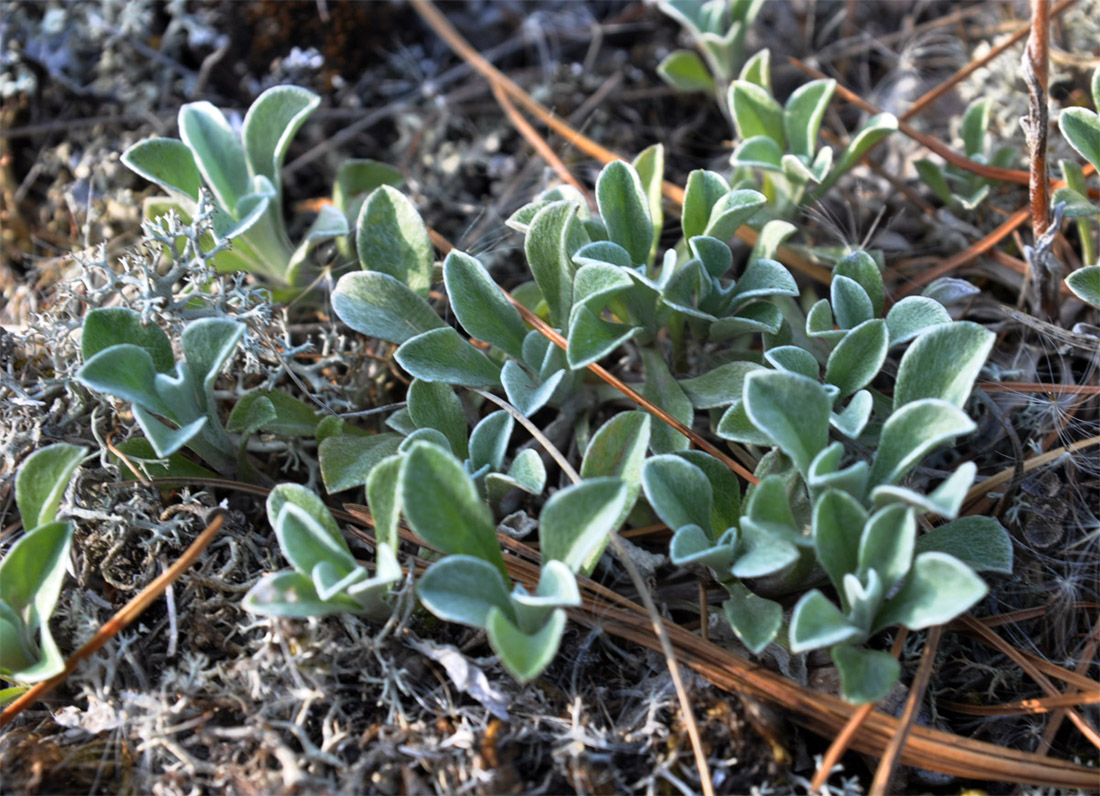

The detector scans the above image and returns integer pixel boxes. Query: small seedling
[0,443,87,694]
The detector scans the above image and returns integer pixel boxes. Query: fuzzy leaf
[764,346,818,379]
[539,478,628,573]
[566,306,641,370]
[829,390,873,439]
[487,606,566,684]
[267,483,342,546]
[670,525,734,569]
[228,390,319,437]
[834,251,884,317]
[682,170,731,240]
[356,186,434,296]
[319,433,403,494]
[178,101,249,212]
[243,571,363,618]
[874,552,987,631]
[242,85,319,194]
[731,135,784,171]
[408,379,470,460]
[729,80,784,146]
[783,79,834,158]
[526,201,582,327]
[657,49,716,94]
[703,189,767,241]
[1066,266,1100,308]
[857,504,915,595]
[871,462,976,518]
[500,360,563,417]
[731,521,800,578]
[596,161,653,266]
[679,362,765,409]
[831,275,873,330]
[180,317,245,404]
[366,454,403,550]
[417,555,513,628]
[468,410,513,473]
[813,489,869,595]
[15,444,86,532]
[641,348,693,453]
[400,443,507,577]
[832,645,900,704]
[396,328,502,388]
[643,455,713,534]
[722,580,782,654]
[77,344,172,418]
[444,250,528,359]
[914,516,1012,574]
[81,308,174,373]
[273,502,356,577]
[677,451,742,532]
[121,138,202,201]
[333,159,404,214]
[827,113,897,189]
[825,319,888,397]
[332,270,445,345]
[870,399,975,486]
[716,399,771,446]
[743,370,830,476]
[885,297,951,346]
[789,590,863,653]
[131,408,206,458]
[286,204,350,284]
[894,322,994,409]
[580,411,651,543]
[1059,107,1100,173]
[728,257,798,304]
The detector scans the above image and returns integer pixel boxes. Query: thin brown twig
[871,626,944,794]
[0,512,225,729]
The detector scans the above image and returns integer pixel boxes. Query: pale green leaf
[487,606,566,684]
[743,370,831,475]
[825,319,888,398]
[832,645,900,704]
[15,444,86,531]
[657,49,716,94]
[789,590,863,653]
[417,555,513,628]
[178,101,249,212]
[319,433,403,494]
[395,328,502,388]
[121,138,202,201]
[874,552,987,631]
[242,85,319,194]
[539,478,627,573]
[444,250,527,359]
[894,322,993,410]
[332,270,445,345]
[356,185,434,296]
[914,516,1012,574]
[722,580,782,653]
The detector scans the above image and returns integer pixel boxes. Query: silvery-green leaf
[180,317,245,408]
[81,308,174,373]
[641,348,693,454]
[571,263,636,324]
[501,360,563,417]
[367,454,403,550]
[241,85,318,195]
[228,389,318,437]
[871,461,976,519]
[729,80,784,146]
[715,399,770,445]
[823,113,898,194]
[487,606,566,684]
[1066,266,1100,309]
[825,318,887,398]
[444,250,527,359]
[15,444,86,532]
[121,138,202,201]
[539,478,628,573]
[857,504,914,594]
[572,241,634,271]
[688,235,733,280]
[77,344,173,417]
[894,322,993,409]
[709,301,784,338]
[643,455,713,535]
[356,185,433,296]
[312,561,368,602]
[633,144,664,265]
[834,251,884,317]
[807,442,869,498]
[806,298,846,344]
[596,161,653,266]
[417,555,513,628]
[1053,187,1100,218]
[764,346,818,379]
[960,98,991,158]
[783,78,834,158]
[507,449,546,493]
[670,525,735,569]
[400,443,507,576]
[319,433,403,494]
[399,427,450,454]
[913,516,1012,574]
[468,410,513,473]
[679,362,764,409]
[1059,107,1100,173]
[332,271,445,345]
[739,47,770,89]
[831,275,873,330]
[813,488,868,596]
[657,49,716,93]
[728,258,798,305]
[385,407,418,436]
[333,159,404,215]
[407,379,469,460]
[789,590,863,653]
[677,450,742,532]
[722,579,782,654]
[512,561,581,609]
[131,408,206,458]
[750,219,797,263]
[921,278,980,306]
[242,571,361,618]
[742,475,800,538]
[743,370,830,476]
[0,520,73,645]
[274,502,357,577]
[830,390,873,439]
[347,542,403,598]
[843,569,884,632]
[682,170,731,240]
[915,159,954,205]
[731,520,799,578]
[0,600,35,675]
[178,101,249,212]
[870,398,975,486]
[580,411,650,543]
[703,189,767,241]
[396,328,502,388]
[731,135,784,171]
[832,644,900,704]
[885,297,951,347]
[873,552,987,632]
[566,307,641,370]
[525,201,581,327]
[781,153,817,185]
[267,482,342,544]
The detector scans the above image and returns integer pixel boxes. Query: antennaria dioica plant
[0,444,87,700]
[1058,65,1100,308]
[316,147,1011,697]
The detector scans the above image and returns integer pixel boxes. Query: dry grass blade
[0,512,226,729]
[964,434,1100,506]
[941,690,1100,716]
